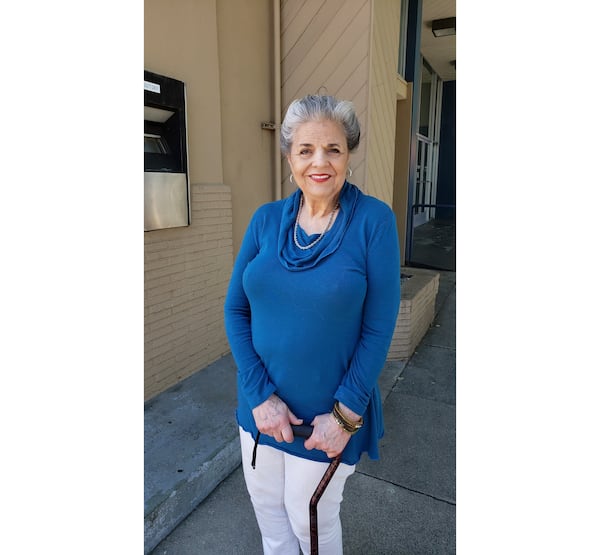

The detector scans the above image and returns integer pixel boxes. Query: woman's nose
[311,149,328,166]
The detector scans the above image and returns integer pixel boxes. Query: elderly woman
[224,95,400,555]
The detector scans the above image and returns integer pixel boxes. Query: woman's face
[287,119,350,204]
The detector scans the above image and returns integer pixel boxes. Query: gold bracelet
[331,410,356,434]
[334,402,363,428]
[332,402,363,434]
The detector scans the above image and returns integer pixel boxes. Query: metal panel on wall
[144,172,188,231]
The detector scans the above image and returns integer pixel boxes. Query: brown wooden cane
[308,455,342,555]
[291,425,343,555]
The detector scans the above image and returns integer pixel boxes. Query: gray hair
[280,95,361,155]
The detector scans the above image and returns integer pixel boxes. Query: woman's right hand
[252,394,303,443]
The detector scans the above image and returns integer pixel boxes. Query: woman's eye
[299,149,311,155]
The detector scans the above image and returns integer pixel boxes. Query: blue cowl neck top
[224,182,401,465]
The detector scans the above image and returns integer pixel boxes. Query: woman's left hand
[304,412,352,459]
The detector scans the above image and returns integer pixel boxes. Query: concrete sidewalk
[148,271,455,554]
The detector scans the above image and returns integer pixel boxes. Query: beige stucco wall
[144,0,276,399]
[216,0,276,255]
[145,0,223,185]
[280,0,371,197]
[280,0,402,209]
[144,0,228,400]
[365,0,402,206]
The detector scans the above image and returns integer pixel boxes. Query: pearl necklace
[293,195,340,250]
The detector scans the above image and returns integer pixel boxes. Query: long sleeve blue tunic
[224,182,400,465]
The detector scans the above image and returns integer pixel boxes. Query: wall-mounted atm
[144,70,190,231]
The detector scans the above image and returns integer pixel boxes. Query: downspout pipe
[274,0,282,200]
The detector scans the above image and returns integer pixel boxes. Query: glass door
[413,57,442,227]
[408,56,454,270]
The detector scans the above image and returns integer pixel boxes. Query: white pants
[239,427,355,555]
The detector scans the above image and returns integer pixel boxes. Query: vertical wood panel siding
[144,184,233,400]
[365,0,401,206]
[280,0,371,196]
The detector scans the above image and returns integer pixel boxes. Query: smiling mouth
[309,174,332,182]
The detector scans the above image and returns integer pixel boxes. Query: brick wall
[388,268,440,361]
[144,183,233,400]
